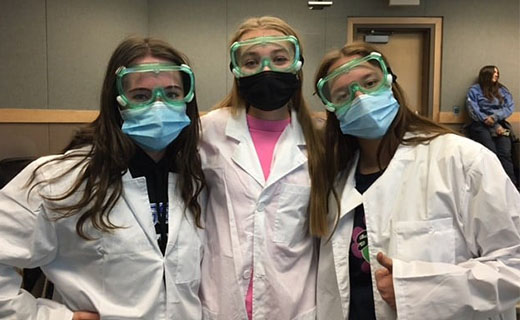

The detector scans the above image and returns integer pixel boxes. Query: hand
[496,126,506,135]
[72,312,100,320]
[484,116,495,126]
[375,252,396,310]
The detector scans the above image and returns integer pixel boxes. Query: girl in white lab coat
[309,42,520,320]
[199,16,320,320]
[0,37,205,319]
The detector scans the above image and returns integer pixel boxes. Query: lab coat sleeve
[391,150,520,320]
[466,87,486,122]
[0,161,74,319]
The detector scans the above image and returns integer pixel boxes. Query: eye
[242,58,260,69]
[165,88,184,100]
[272,55,290,66]
[332,89,350,104]
[364,79,378,89]
[129,90,152,102]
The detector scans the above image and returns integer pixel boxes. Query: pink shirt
[245,113,290,319]
[247,114,291,180]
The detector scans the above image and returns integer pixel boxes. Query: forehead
[128,72,182,86]
[328,55,362,75]
[240,29,285,41]
[125,70,183,89]
[131,55,172,65]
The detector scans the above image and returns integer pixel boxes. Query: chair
[0,156,54,299]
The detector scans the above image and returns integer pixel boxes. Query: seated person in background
[466,65,517,186]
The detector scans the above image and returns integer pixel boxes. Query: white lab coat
[317,133,520,320]
[0,148,204,319]
[199,108,317,320]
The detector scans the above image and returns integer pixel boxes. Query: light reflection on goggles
[230,35,302,78]
[115,63,194,109]
[317,52,392,113]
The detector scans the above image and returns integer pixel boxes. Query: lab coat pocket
[394,218,455,263]
[174,220,203,283]
[273,183,311,246]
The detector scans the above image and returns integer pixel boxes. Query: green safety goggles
[317,52,393,113]
[230,35,302,78]
[115,63,195,109]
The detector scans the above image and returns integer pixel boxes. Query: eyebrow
[270,48,290,55]
[165,84,184,91]
[127,87,151,93]
[127,84,184,93]
[242,47,291,57]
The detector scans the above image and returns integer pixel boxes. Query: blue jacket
[466,84,515,122]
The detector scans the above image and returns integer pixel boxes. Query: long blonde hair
[216,16,322,235]
[309,42,456,238]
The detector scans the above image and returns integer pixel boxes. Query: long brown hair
[29,37,205,239]
[478,65,504,103]
[309,42,455,237]
[216,16,322,232]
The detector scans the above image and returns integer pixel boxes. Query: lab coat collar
[224,108,307,188]
[121,171,185,256]
[121,171,161,254]
[225,108,265,186]
[265,109,307,188]
[165,173,183,256]
[337,139,416,220]
[338,154,363,220]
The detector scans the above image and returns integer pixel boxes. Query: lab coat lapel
[165,173,183,255]
[266,110,307,188]
[121,171,160,254]
[339,154,363,220]
[337,145,413,221]
[225,109,265,186]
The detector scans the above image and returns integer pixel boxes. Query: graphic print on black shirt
[151,202,169,254]
[348,168,383,320]
[351,215,370,274]
[129,146,173,255]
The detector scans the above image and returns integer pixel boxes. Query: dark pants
[468,121,517,186]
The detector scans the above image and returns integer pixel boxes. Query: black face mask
[237,71,300,111]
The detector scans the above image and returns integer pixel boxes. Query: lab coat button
[243,270,251,280]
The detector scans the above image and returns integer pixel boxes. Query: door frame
[347,17,442,122]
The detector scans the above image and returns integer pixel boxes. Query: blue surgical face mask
[336,88,399,139]
[120,101,191,151]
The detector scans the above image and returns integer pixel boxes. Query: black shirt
[348,168,383,320]
[128,147,172,255]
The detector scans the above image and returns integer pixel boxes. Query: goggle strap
[387,67,397,83]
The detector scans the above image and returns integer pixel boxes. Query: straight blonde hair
[216,16,322,238]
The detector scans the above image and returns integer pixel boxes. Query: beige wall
[0,0,519,159]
